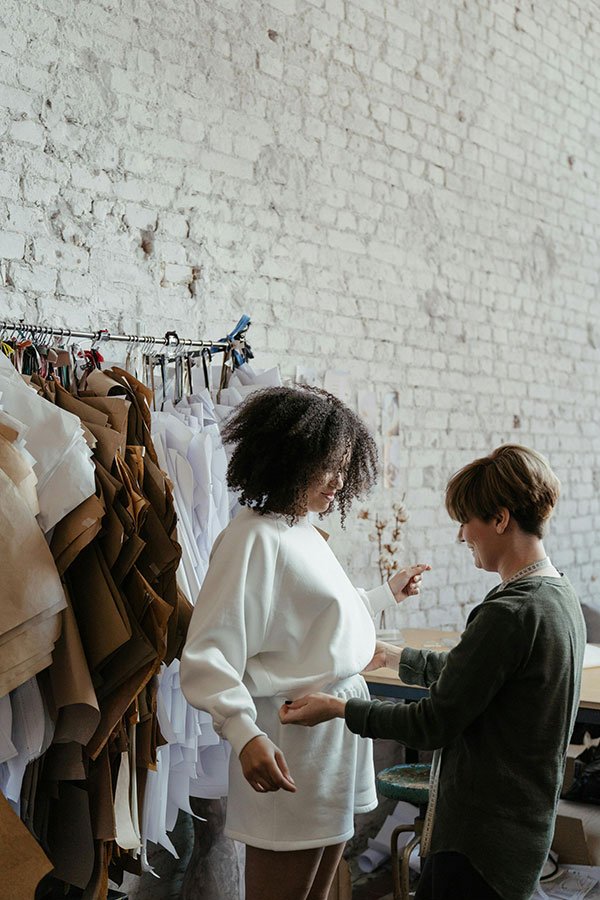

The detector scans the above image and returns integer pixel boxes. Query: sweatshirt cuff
[399,647,428,686]
[220,712,267,757]
[362,581,396,616]
[344,697,374,739]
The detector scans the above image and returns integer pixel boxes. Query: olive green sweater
[346,576,585,900]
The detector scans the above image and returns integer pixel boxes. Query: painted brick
[0,0,598,634]
[0,231,25,259]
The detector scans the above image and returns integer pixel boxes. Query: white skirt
[225,673,378,850]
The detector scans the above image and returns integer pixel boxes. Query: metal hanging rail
[0,320,242,351]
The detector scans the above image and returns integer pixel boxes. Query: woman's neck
[497,538,556,582]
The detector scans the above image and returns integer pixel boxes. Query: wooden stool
[376,763,431,900]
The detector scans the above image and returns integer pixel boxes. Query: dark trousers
[415,851,503,900]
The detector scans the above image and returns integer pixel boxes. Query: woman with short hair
[180,385,429,900]
[282,444,586,900]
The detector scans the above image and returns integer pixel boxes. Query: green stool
[376,763,431,900]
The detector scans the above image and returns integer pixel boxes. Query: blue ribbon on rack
[212,314,252,368]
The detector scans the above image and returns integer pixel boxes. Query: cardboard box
[552,743,600,865]
[552,801,600,865]
[561,743,582,797]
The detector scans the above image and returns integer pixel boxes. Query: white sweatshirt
[180,507,395,757]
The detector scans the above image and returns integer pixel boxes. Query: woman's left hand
[388,563,431,604]
[363,640,402,672]
[279,693,346,727]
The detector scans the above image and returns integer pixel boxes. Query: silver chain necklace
[495,556,551,593]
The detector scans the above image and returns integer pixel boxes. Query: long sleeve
[345,603,522,750]
[399,647,448,687]
[356,581,396,618]
[180,520,281,756]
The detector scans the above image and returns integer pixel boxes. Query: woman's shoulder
[479,577,580,627]
[216,505,284,548]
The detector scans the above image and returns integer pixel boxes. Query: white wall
[1,0,600,626]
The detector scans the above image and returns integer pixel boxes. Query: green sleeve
[400,647,448,687]
[346,604,522,750]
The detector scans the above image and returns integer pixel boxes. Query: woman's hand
[279,693,346,727]
[388,563,431,604]
[239,735,296,793]
[363,640,403,672]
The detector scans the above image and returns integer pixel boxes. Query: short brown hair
[445,444,560,538]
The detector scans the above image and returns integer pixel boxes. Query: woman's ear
[495,507,511,534]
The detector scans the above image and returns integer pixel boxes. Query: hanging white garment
[0,456,67,696]
[114,721,142,856]
[0,677,54,814]
[141,363,281,860]
[0,353,95,532]
[0,695,16,765]
[153,393,229,596]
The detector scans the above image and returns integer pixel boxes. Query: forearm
[400,647,448,687]
[344,693,455,751]
[383,643,403,670]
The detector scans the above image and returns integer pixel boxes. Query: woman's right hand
[239,735,297,793]
[388,563,431,603]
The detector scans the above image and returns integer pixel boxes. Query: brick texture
[1,0,599,624]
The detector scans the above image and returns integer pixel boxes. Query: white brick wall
[1,0,599,625]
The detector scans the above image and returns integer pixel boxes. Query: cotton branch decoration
[358,499,409,630]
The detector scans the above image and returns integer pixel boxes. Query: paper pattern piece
[531,866,600,899]
[382,390,400,436]
[358,800,420,874]
[383,437,404,489]
[357,390,378,435]
[0,790,53,900]
[323,369,352,404]
[295,365,319,387]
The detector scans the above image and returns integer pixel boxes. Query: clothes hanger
[200,347,211,391]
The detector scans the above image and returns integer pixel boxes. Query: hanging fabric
[0,316,270,898]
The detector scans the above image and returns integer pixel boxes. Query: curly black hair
[221,385,378,525]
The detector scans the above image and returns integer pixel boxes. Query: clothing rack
[0,319,249,352]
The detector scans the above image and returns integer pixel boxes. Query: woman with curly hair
[180,386,428,900]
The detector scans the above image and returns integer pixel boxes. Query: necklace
[494,556,551,593]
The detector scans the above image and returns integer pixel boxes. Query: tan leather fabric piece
[0,616,61,687]
[0,463,66,696]
[88,745,116,841]
[0,433,38,515]
[83,368,128,397]
[50,489,105,576]
[52,385,110,428]
[82,395,130,436]
[49,585,100,746]
[87,421,125,472]
[0,599,64,649]
[0,466,66,634]
[66,543,131,672]
[47,782,95,889]
[17,360,186,895]
[87,661,156,760]
[0,652,54,698]
[0,791,53,899]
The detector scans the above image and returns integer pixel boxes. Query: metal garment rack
[0,320,234,351]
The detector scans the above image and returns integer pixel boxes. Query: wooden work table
[364,628,600,726]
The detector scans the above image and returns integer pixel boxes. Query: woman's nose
[328,472,343,490]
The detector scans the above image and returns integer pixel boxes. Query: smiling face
[305,467,344,514]
[458,516,502,572]
[305,451,350,515]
